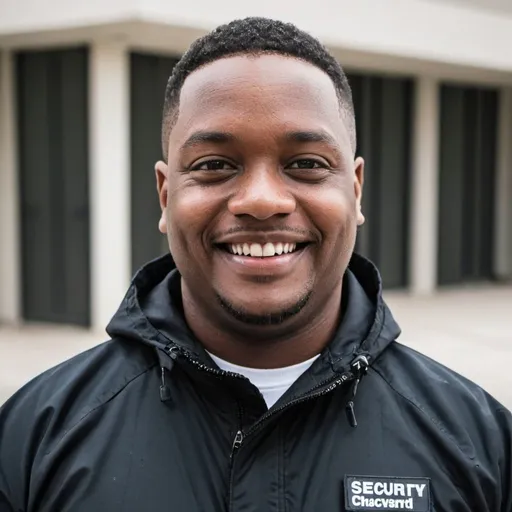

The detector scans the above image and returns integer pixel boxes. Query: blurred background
[0,0,511,406]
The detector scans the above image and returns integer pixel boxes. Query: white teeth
[262,243,276,257]
[229,242,299,257]
[250,243,263,257]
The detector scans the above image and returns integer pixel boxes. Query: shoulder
[1,337,157,431]
[3,337,155,407]
[0,338,158,505]
[374,341,507,410]
[372,341,511,463]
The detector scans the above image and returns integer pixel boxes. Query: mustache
[212,225,317,239]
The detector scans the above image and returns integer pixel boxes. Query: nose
[227,165,296,220]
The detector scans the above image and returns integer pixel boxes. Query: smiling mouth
[218,242,310,258]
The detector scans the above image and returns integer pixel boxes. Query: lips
[214,230,314,262]
[216,241,310,277]
[229,242,298,257]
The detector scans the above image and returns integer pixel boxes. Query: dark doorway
[348,73,414,289]
[130,53,179,274]
[438,85,498,285]
[17,47,90,326]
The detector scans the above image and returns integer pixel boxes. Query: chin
[216,292,311,326]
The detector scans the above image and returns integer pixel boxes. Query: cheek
[166,184,220,255]
[306,188,358,240]
[301,188,358,273]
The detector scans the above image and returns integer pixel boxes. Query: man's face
[156,55,364,326]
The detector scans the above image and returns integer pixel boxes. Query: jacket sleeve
[0,441,15,512]
[0,375,54,512]
[498,407,512,512]
[0,392,26,511]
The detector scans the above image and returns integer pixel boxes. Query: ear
[354,157,365,226]
[155,160,169,234]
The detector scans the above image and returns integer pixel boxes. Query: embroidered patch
[344,475,431,511]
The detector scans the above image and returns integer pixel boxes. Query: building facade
[0,0,511,332]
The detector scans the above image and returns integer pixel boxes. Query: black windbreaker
[0,254,511,512]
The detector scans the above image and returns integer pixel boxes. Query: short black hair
[161,17,356,159]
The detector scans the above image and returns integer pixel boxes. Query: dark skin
[156,55,365,368]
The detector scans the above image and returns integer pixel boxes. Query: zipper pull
[345,355,370,428]
[164,344,179,360]
[160,367,172,403]
[351,355,369,378]
[346,401,357,428]
[231,430,244,454]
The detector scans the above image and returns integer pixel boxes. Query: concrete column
[495,87,512,280]
[409,77,440,295]
[0,50,21,324]
[89,40,131,333]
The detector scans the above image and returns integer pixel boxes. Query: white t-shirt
[207,352,320,409]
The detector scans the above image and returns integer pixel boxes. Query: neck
[181,284,343,368]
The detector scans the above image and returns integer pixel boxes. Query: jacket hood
[107,252,401,376]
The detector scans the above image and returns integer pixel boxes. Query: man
[0,16,510,512]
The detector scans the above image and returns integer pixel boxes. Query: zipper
[231,430,244,455]
[164,343,249,382]
[242,370,355,440]
[228,429,244,511]
[164,342,365,440]
[165,342,248,510]
[238,354,369,438]
[165,341,364,440]
[164,342,250,454]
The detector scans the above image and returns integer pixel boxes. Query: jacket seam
[43,361,158,457]
[370,365,474,463]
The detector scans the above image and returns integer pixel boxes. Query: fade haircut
[161,17,356,160]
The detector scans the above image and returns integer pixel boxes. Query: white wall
[495,88,512,280]
[140,0,512,72]
[0,51,20,324]
[89,40,131,332]
[1,0,512,73]
[409,77,440,294]
[425,0,512,15]
[0,0,137,34]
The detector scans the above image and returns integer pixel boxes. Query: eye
[191,159,236,171]
[288,159,326,170]
[285,157,332,183]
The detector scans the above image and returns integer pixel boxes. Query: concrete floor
[1,285,511,409]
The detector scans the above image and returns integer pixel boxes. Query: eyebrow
[284,130,339,149]
[180,131,235,150]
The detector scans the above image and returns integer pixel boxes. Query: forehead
[171,54,350,147]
